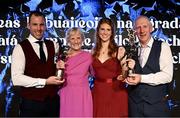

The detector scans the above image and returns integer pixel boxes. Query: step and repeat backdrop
[0,0,180,116]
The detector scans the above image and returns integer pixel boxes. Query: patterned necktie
[36,41,46,63]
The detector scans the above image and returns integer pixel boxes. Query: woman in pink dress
[58,27,93,117]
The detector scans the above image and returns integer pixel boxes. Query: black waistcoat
[20,39,58,101]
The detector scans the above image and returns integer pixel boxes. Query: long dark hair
[93,18,118,58]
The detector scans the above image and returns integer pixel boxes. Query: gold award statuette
[56,42,68,80]
[124,28,137,76]
[56,52,67,80]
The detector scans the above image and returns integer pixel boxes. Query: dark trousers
[20,95,59,117]
[129,97,170,117]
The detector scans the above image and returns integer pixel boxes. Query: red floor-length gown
[92,57,128,117]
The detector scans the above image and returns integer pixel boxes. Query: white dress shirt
[138,37,173,86]
[11,34,59,88]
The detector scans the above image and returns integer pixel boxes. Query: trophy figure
[123,28,138,77]
[56,41,68,80]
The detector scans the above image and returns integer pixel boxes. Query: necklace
[101,49,108,55]
[102,51,105,54]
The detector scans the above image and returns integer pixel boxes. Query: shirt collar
[27,34,44,43]
[137,37,154,48]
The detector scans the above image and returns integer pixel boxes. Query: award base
[56,69,64,80]
[128,69,133,75]
[122,68,134,78]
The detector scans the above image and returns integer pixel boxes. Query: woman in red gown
[92,18,134,117]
